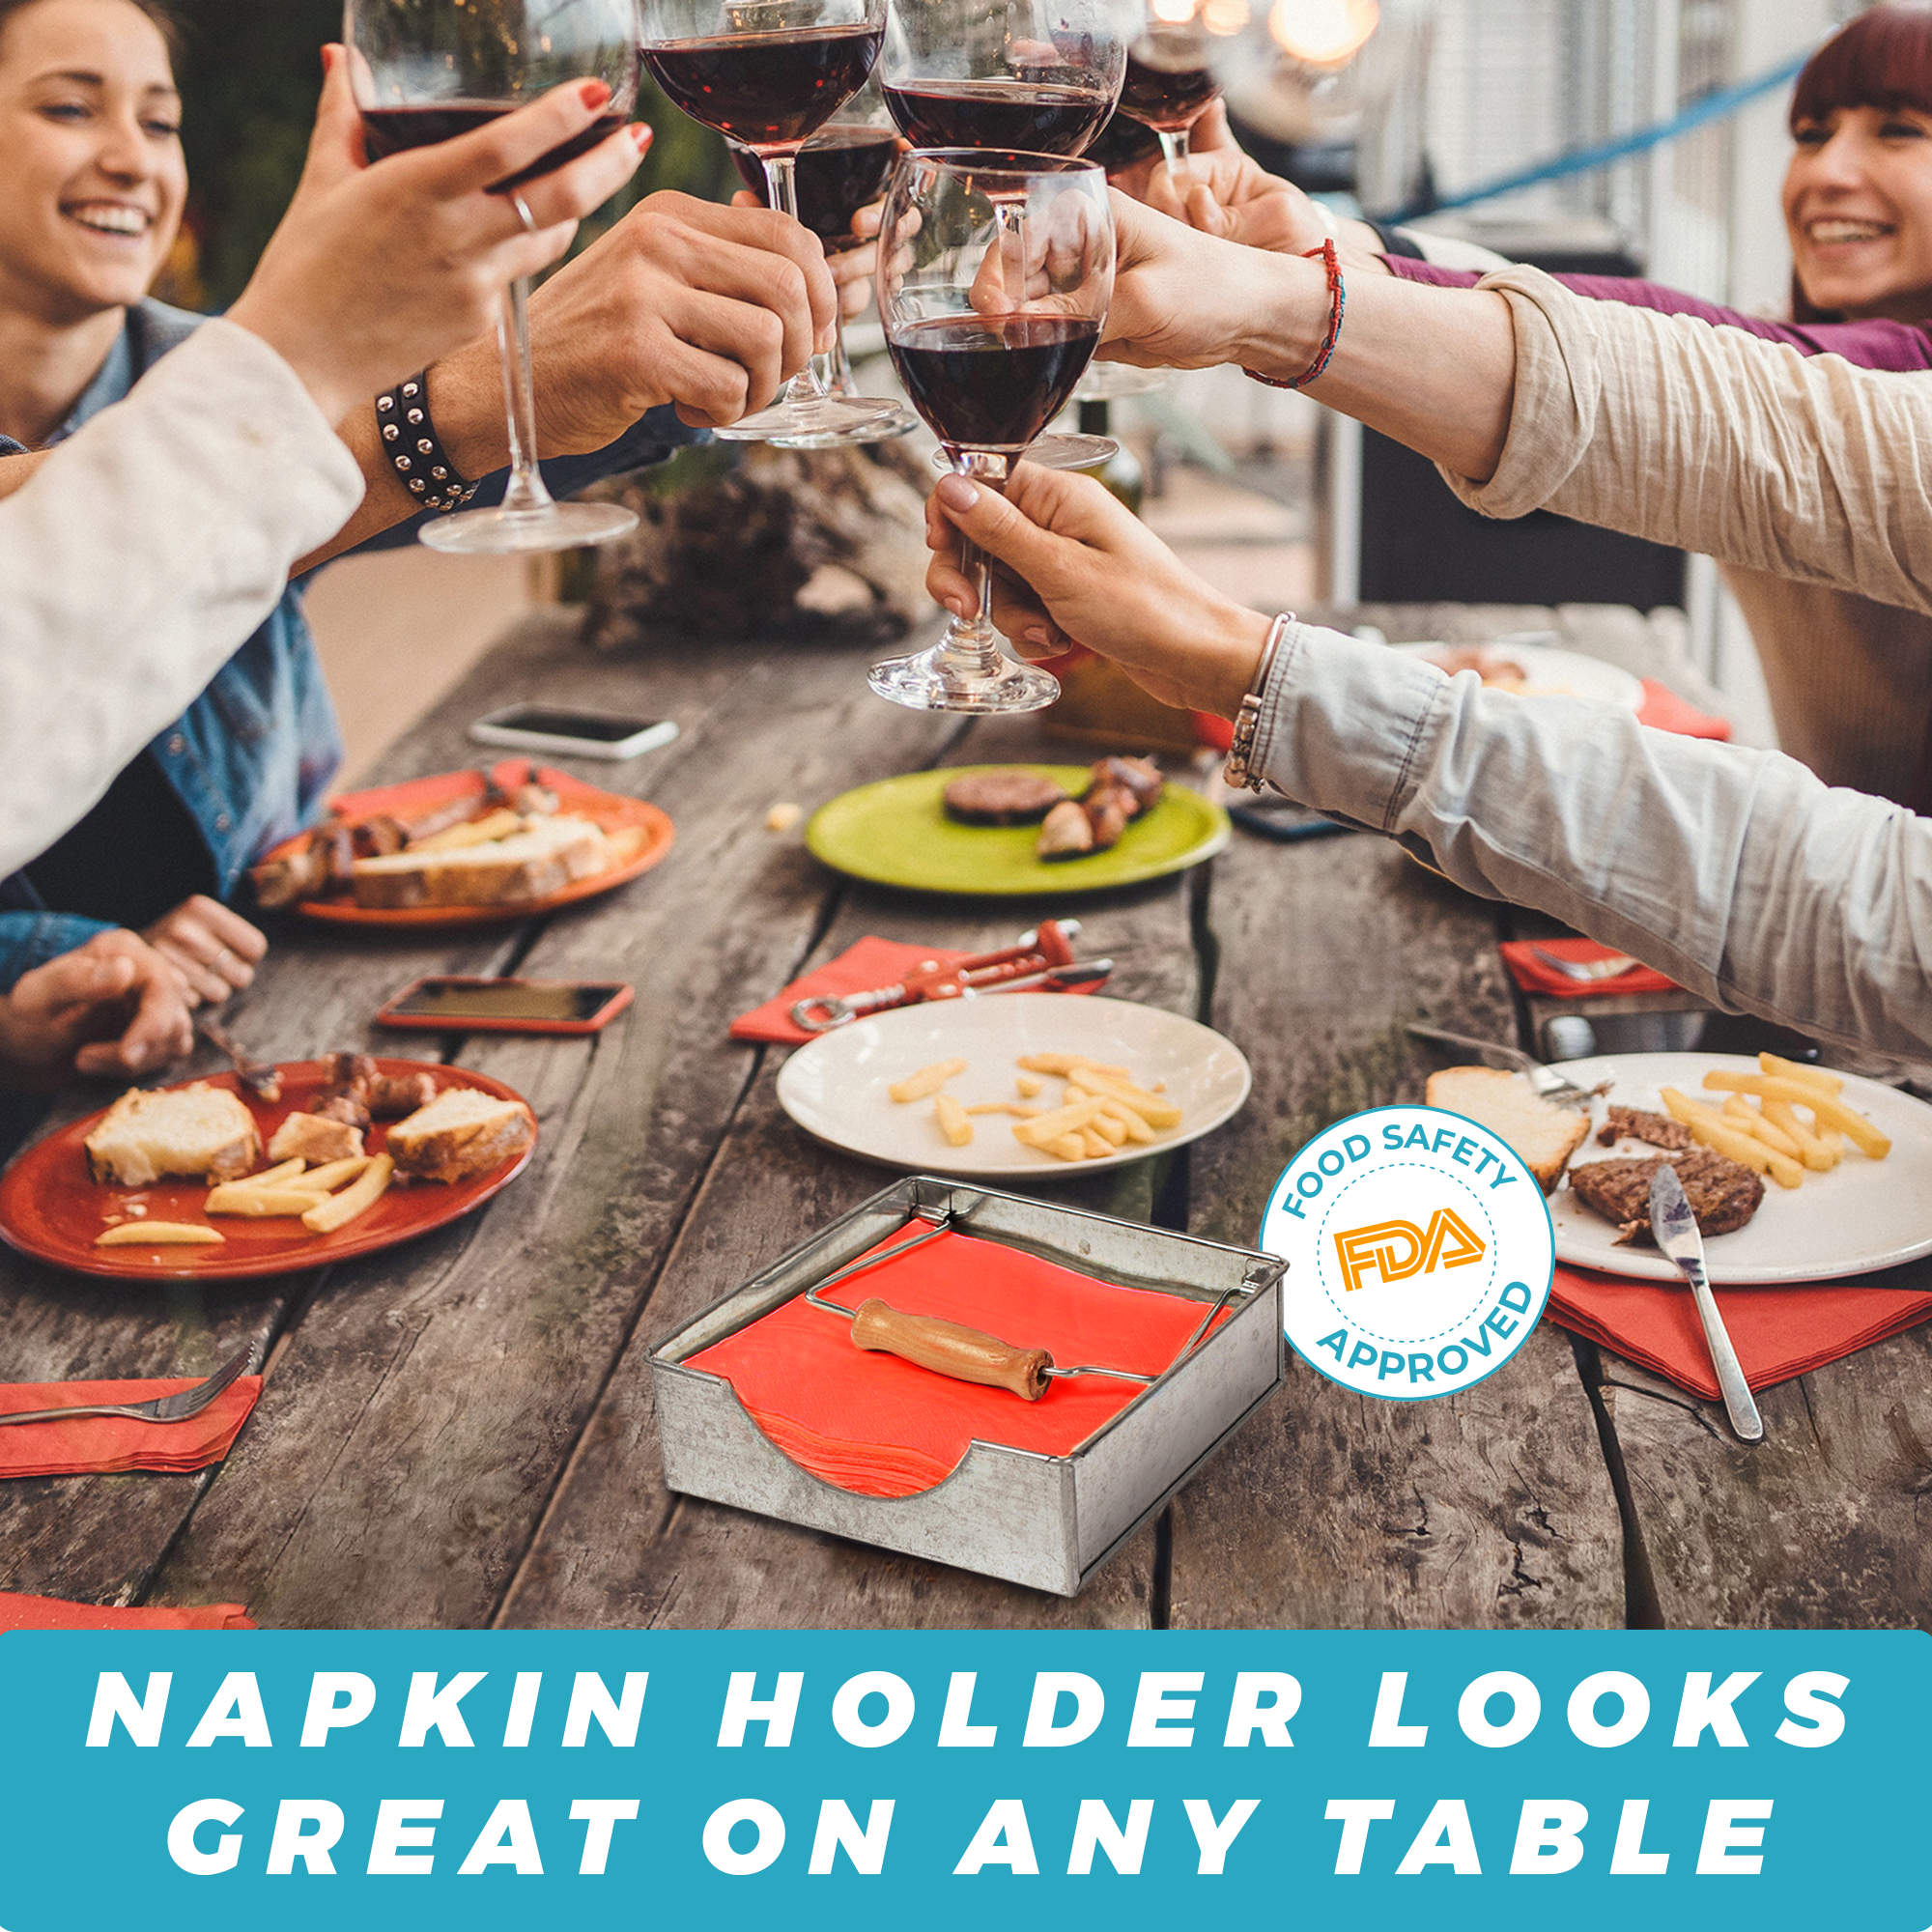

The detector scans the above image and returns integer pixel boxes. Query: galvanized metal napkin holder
[651,1176,1286,1596]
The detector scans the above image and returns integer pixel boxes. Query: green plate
[806,765,1231,896]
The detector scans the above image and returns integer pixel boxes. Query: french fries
[300,1155,373,1193]
[1758,1051,1842,1097]
[1701,1071,1890,1160]
[95,1222,224,1247]
[302,1153,395,1235]
[1721,1093,1803,1160]
[1760,1096,1839,1172]
[933,1093,973,1147]
[890,1059,969,1104]
[890,1048,1189,1164]
[206,1184,332,1218]
[1661,1088,1804,1189]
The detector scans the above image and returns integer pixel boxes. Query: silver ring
[511,192,537,235]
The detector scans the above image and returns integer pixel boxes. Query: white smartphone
[469,704,679,761]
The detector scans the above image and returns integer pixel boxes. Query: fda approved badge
[1260,1104,1554,1400]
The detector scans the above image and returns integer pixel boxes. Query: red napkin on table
[0,1592,253,1631]
[730,936,1096,1048]
[687,1223,1229,1497]
[1548,1265,1932,1400]
[1636,679,1732,740]
[0,1376,262,1480]
[1500,937,1682,998]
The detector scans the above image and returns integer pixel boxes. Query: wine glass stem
[762,154,836,406]
[496,276,556,518]
[945,452,1011,678]
[1157,128,1191,181]
[822,304,855,395]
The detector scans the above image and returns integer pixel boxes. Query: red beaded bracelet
[1244,239,1346,391]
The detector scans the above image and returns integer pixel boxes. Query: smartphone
[375,977,635,1036]
[469,704,678,761]
[1228,796,1357,843]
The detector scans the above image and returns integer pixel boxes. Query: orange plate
[0,1060,535,1283]
[263,762,674,929]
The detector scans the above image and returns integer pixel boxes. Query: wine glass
[346,0,642,555]
[1118,0,1221,177]
[727,76,919,446]
[870,151,1114,713]
[639,0,904,440]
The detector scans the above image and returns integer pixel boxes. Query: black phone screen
[389,981,624,1022]
[492,709,660,742]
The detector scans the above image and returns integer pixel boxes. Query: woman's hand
[0,932,194,1087]
[923,464,1271,718]
[141,896,269,1008]
[226,45,648,426]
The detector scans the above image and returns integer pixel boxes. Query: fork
[1530,943,1639,983]
[0,1347,253,1429]
[1406,1024,1601,1108]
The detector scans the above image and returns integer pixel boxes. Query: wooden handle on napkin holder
[849,1297,1053,1401]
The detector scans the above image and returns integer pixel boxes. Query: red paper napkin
[0,1592,253,1631]
[1549,1264,1932,1400]
[730,936,1097,1048]
[687,1223,1229,1497]
[1500,937,1681,998]
[1636,678,1732,740]
[0,1376,262,1479]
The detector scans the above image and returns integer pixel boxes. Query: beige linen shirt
[1247,269,1932,1056]
[0,319,361,879]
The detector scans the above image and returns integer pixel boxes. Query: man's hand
[923,463,1271,719]
[0,932,195,1086]
[141,896,269,1008]
[515,191,840,443]
[731,189,882,320]
[1110,104,1322,254]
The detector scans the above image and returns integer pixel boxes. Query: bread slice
[268,1111,365,1165]
[85,1084,263,1187]
[386,1086,534,1184]
[1424,1065,1590,1194]
[350,815,608,910]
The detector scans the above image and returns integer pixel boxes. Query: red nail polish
[630,123,653,151]
[581,78,612,109]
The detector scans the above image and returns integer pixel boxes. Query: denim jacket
[0,299,697,991]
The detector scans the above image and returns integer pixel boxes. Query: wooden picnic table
[2,606,1926,1633]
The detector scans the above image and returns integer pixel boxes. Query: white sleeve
[0,320,362,877]
[1250,622,1932,1059]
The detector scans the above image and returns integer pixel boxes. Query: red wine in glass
[361,104,629,185]
[1083,107,1163,173]
[888,313,1099,451]
[1118,22,1219,171]
[642,23,882,147]
[728,124,898,249]
[882,78,1111,156]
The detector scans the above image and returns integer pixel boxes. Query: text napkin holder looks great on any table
[654,1178,1285,1596]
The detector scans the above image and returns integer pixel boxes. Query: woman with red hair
[1141,3,1932,806]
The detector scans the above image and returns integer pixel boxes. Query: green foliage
[166,5,733,308]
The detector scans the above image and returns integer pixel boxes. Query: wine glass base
[419,499,639,555]
[928,435,1119,474]
[868,650,1061,714]
[714,394,907,441]
[1073,361,1171,403]
[771,404,921,449]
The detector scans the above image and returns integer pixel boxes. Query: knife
[1647,1164,1763,1443]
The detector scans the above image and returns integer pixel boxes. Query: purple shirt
[1384,254,1932,370]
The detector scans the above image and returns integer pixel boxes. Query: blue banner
[2,1630,1921,1929]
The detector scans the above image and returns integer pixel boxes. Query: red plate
[260,761,674,930]
[0,1060,535,1283]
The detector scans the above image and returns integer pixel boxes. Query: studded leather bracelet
[375,372,480,514]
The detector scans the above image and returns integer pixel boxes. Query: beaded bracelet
[1244,240,1346,391]
[375,372,480,514]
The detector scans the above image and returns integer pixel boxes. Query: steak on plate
[1567,1148,1765,1245]
[1597,1105,1692,1151]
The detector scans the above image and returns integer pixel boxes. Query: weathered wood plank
[498,714,1204,1628]
[1167,829,1627,1627]
[1586,1313,1932,1630]
[151,625,963,1626]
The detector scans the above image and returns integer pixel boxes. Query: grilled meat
[1568,1148,1765,1245]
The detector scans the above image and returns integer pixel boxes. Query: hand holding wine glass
[345,0,644,554]
[227,46,643,430]
[870,152,1114,714]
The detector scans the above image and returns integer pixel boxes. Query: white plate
[1550,1052,1932,1283]
[1396,640,1645,710]
[775,993,1252,1179]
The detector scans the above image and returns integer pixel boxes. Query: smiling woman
[0,0,185,445]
